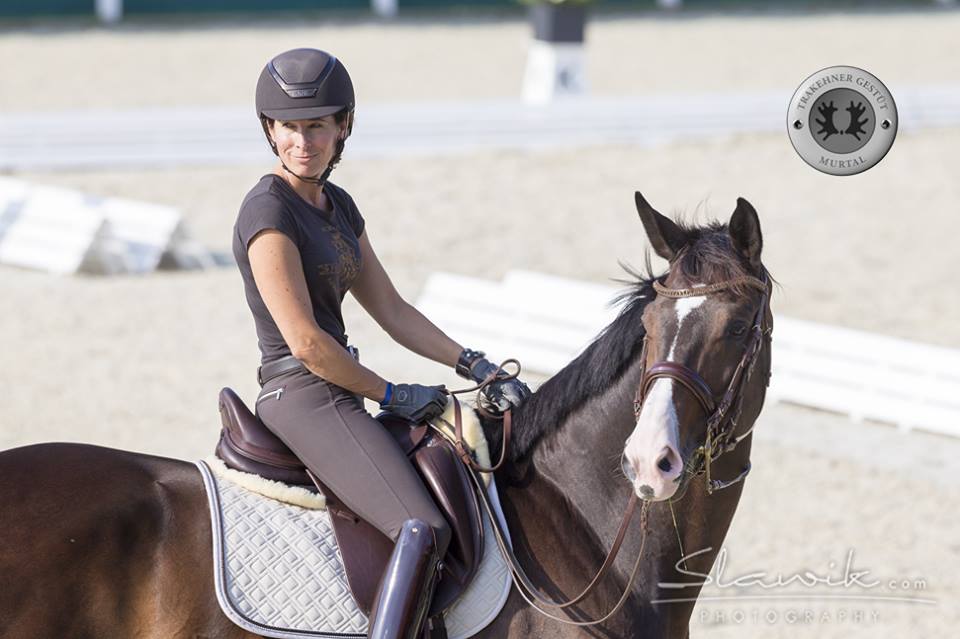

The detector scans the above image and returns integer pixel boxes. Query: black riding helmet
[256,48,355,185]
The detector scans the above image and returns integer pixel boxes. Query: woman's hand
[478,377,532,415]
[379,383,448,424]
[456,349,532,414]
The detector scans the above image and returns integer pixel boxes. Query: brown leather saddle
[214,387,484,617]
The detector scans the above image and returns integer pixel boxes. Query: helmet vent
[268,54,338,100]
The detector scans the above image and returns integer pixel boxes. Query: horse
[0,192,772,639]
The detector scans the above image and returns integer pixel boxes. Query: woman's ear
[261,117,279,152]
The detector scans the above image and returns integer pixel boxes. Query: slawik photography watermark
[656,547,935,627]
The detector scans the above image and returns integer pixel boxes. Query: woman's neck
[274,166,328,211]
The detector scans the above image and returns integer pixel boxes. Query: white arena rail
[415,270,960,439]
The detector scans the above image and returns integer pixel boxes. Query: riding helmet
[256,48,355,122]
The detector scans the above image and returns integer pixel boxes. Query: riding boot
[367,518,441,639]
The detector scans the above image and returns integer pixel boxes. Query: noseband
[633,274,772,494]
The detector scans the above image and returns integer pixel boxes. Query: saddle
[214,387,484,618]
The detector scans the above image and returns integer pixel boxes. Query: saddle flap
[413,438,484,600]
[320,430,485,617]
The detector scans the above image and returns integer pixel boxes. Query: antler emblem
[844,100,869,140]
[815,100,840,141]
[815,98,871,142]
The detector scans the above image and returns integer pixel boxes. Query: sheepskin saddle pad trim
[196,457,512,639]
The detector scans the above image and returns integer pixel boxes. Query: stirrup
[368,519,441,639]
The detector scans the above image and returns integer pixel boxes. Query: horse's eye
[728,323,748,338]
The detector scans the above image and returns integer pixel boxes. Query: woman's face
[269,116,346,177]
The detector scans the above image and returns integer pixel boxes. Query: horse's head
[622,192,772,502]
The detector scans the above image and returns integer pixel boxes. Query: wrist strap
[380,382,394,408]
[456,348,486,380]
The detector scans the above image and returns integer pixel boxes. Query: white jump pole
[95,0,123,24]
[371,0,398,18]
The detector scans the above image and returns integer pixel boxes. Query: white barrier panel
[769,317,960,435]
[0,180,124,275]
[522,42,587,105]
[416,270,960,439]
[0,177,211,275]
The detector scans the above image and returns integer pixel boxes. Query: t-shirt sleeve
[337,188,366,238]
[236,193,301,251]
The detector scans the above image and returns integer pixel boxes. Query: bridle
[634,273,773,495]
[442,271,772,627]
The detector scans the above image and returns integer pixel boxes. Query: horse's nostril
[639,485,654,499]
[657,455,672,473]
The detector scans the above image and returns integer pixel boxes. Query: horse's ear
[729,197,763,270]
[635,191,687,262]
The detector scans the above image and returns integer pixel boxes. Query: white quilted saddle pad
[196,459,512,639]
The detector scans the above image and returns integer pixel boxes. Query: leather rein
[441,272,771,626]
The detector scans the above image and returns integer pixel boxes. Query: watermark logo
[787,65,898,176]
[655,547,935,626]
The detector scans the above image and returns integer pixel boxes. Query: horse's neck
[530,355,646,559]
[496,356,670,634]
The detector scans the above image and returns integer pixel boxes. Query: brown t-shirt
[233,175,365,364]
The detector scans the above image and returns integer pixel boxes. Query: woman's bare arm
[247,229,389,401]
[349,230,463,368]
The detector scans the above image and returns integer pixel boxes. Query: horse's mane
[507,219,769,462]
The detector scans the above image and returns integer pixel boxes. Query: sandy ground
[1,6,958,637]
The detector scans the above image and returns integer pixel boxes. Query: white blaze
[624,292,706,500]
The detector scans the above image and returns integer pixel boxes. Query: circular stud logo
[787,65,897,176]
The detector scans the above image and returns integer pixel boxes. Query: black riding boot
[368,518,441,639]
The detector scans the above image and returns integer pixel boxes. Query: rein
[440,272,771,626]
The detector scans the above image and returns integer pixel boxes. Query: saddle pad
[196,459,512,639]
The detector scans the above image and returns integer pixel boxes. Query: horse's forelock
[672,222,769,296]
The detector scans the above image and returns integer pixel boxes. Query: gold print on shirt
[317,223,360,292]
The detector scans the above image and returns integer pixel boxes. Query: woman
[232,48,529,639]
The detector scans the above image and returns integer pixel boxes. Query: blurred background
[1,1,957,636]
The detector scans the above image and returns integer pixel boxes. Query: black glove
[379,383,448,423]
[456,348,500,383]
[457,348,531,414]
[479,376,532,414]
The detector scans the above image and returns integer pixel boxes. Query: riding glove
[380,383,448,424]
[480,377,531,414]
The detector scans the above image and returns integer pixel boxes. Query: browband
[653,275,768,298]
